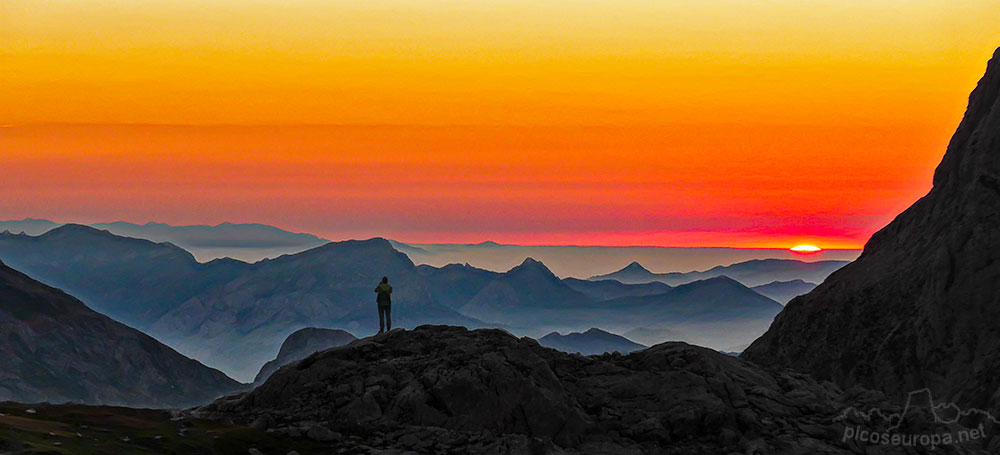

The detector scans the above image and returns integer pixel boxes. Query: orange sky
[2,1,999,248]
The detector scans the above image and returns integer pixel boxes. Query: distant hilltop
[0,219,328,262]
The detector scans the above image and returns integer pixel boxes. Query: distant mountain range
[0,219,328,262]
[749,279,817,304]
[455,258,593,325]
[254,328,357,385]
[0,226,485,381]
[0,225,249,329]
[0,218,59,236]
[537,328,646,355]
[91,221,328,249]
[0,260,239,407]
[589,258,848,287]
[418,258,783,351]
[0,224,790,381]
[562,277,672,300]
[0,218,862,278]
[148,238,487,381]
[397,242,861,278]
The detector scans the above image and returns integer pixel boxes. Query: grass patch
[0,403,328,454]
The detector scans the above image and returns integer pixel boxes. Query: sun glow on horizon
[790,244,823,253]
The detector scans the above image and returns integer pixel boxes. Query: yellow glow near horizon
[790,245,823,253]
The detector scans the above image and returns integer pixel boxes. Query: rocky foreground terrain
[198,325,992,455]
[255,328,359,385]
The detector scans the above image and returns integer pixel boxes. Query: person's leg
[378,305,386,333]
[385,304,392,331]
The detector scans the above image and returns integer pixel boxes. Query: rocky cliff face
[0,261,240,408]
[254,327,357,385]
[742,47,1000,413]
[200,325,921,454]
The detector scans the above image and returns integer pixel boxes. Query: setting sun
[790,244,822,253]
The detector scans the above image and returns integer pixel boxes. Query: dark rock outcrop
[254,328,357,385]
[742,47,1000,414]
[200,325,913,454]
[0,261,240,408]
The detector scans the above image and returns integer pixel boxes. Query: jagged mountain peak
[932,46,1000,190]
[509,257,554,275]
[518,256,542,266]
[621,261,650,273]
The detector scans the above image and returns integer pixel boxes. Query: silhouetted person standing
[375,276,392,334]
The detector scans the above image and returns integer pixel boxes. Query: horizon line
[1,218,865,251]
[399,241,862,251]
[0,120,941,129]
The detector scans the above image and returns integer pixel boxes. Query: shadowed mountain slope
[0,260,240,408]
[562,277,672,301]
[416,263,502,310]
[743,47,1000,413]
[750,279,817,304]
[456,258,593,324]
[597,276,783,321]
